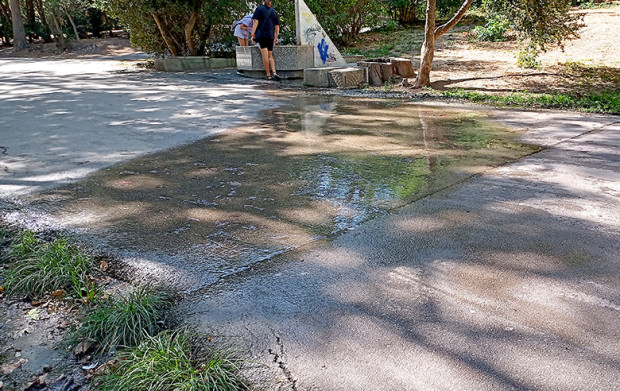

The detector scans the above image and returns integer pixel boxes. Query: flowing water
[30,96,543,284]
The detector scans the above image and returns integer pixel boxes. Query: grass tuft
[74,285,168,353]
[0,227,18,264]
[436,88,620,114]
[96,329,247,391]
[4,235,95,299]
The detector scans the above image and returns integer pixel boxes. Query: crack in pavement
[268,330,297,390]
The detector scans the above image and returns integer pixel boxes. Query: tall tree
[9,0,27,50]
[413,0,582,87]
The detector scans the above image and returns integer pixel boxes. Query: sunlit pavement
[1,59,620,390]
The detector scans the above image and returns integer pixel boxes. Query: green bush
[4,235,95,300]
[75,285,168,353]
[474,17,509,41]
[96,330,247,391]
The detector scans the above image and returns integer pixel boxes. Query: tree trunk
[184,11,198,56]
[414,0,436,87]
[103,12,113,37]
[197,24,211,55]
[64,6,79,42]
[398,4,417,24]
[413,0,473,87]
[35,0,47,29]
[25,0,35,28]
[152,12,180,56]
[9,0,27,51]
[0,0,12,21]
[51,10,68,50]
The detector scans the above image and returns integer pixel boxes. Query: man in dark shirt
[251,0,280,80]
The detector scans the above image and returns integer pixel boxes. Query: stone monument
[295,0,346,68]
[236,0,348,78]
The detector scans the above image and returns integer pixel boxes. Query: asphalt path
[1,59,619,390]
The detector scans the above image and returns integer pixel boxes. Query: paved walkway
[179,114,620,390]
[1,59,619,390]
[0,59,273,198]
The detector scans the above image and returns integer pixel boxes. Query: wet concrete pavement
[180,121,619,390]
[1,59,620,390]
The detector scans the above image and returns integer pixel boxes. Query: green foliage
[8,229,38,261]
[75,285,168,353]
[384,0,418,24]
[473,16,509,41]
[484,0,583,58]
[382,20,400,32]
[95,0,247,55]
[4,235,95,300]
[438,88,620,114]
[516,45,541,69]
[305,0,384,45]
[96,330,247,391]
[365,43,395,58]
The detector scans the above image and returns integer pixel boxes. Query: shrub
[96,330,247,391]
[74,285,168,353]
[474,16,509,41]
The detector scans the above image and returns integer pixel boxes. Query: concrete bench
[236,45,314,79]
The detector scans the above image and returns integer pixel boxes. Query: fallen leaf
[74,341,92,356]
[26,308,41,320]
[0,358,28,375]
[99,260,109,272]
[31,300,42,306]
[49,289,65,299]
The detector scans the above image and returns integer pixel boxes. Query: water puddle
[29,96,542,285]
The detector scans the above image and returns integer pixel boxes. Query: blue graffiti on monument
[318,38,329,64]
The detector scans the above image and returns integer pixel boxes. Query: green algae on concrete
[29,96,542,279]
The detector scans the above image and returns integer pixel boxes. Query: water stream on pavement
[29,96,543,282]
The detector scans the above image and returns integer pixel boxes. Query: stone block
[328,67,368,89]
[303,67,340,87]
[236,45,314,74]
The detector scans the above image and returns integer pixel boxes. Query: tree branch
[434,0,472,39]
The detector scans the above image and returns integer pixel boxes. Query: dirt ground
[428,6,620,94]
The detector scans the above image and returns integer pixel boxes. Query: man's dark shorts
[257,37,274,52]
